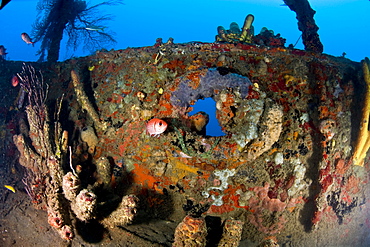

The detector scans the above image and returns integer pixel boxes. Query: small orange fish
[146,118,168,137]
[11,75,19,87]
[21,33,35,46]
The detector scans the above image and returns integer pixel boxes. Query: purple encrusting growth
[171,68,251,107]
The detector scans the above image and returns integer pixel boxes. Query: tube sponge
[240,14,255,42]
[218,219,244,247]
[95,157,112,189]
[80,126,99,154]
[101,195,139,228]
[71,189,97,221]
[173,215,207,247]
[62,172,81,201]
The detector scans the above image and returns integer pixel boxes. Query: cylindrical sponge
[173,215,207,247]
[71,189,97,221]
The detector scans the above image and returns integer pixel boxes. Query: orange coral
[163,59,186,72]
[186,71,203,89]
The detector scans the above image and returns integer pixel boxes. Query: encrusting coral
[283,0,323,52]
[352,57,370,166]
[319,118,336,141]
[245,102,283,160]
[174,126,219,159]
[247,183,288,235]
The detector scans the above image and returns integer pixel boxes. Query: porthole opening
[189,97,225,137]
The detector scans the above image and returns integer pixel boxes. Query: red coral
[321,175,333,192]
[186,71,202,89]
[246,183,300,235]
[246,85,260,99]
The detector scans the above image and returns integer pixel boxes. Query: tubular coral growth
[71,189,97,221]
[71,70,107,132]
[218,219,244,246]
[80,126,99,154]
[57,225,74,241]
[101,195,139,227]
[352,57,370,166]
[62,172,81,201]
[240,14,254,42]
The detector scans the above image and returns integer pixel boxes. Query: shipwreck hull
[2,42,369,246]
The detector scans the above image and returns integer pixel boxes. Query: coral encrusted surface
[1,41,369,246]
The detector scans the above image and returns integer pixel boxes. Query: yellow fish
[88,65,95,71]
[4,185,16,193]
